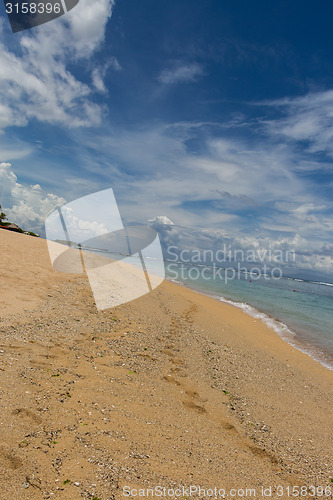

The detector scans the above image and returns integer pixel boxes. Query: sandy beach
[0,230,332,499]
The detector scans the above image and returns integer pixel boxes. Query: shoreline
[168,276,333,373]
[33,235,333,372]
[1,231,332,498]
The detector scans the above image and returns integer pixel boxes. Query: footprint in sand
[247,444,279,465]
[30,359,50,369]
[182,382,208,413]
[185,389,202,400]
[12,408,42,425]
[170,366,183,374]
[163,375,181,386]
[161,348,174,356]
[220,420,239,436]
[171,357,185,367]
[183,400,206,414]
[0,446,23,470]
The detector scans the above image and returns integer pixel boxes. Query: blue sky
[0,0,333,277]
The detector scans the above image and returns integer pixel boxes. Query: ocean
[73,241,333,372]
[164,261,333,371]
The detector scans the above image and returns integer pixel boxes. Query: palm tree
[0,205,8,225]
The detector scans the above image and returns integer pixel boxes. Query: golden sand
[0,230,332,499]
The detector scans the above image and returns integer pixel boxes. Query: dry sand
[0,230,332,499]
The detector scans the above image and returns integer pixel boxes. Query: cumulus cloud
[60,205,110,242]
[158,62,204,85]
[149,216,174,227]
[0,0,114,129]
[0,162,65,233]
[149,219,333,277]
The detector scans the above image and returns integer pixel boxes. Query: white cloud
[92,58,121,93]
[0,0,114,129]
[151,220,333,276]
[73,124,322,226]
[92,67,108,93]
[61,206,110,242]
[0,162,65,233]
[149,216,174,228]
[69,121,333,276]
[65,0,115,56]
[0,136,33,160]
[262,89,333,158]
[158,62,204,85]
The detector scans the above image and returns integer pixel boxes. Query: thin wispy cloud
[92,58,121,93]
[71,122,332,237]
[261,89,333,158]
[158,62,204,85]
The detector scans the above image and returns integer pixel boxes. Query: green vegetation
[24,230,40,237]
[0,205,7,225]
[63,479,71,485]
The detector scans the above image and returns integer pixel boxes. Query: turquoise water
[165,262,333,370]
